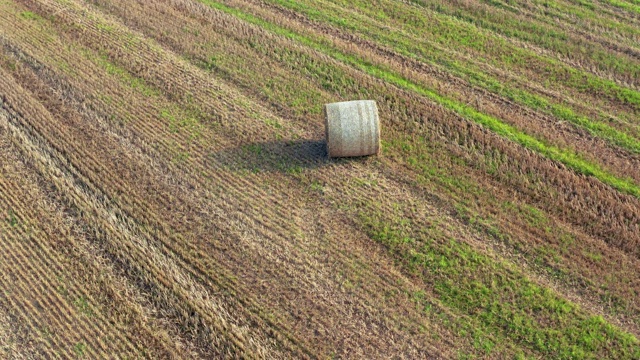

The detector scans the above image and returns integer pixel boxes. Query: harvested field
[0,0,639,358]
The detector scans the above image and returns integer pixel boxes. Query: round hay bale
[324,100,380,158]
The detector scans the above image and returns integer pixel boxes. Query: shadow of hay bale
[208,139,334,174]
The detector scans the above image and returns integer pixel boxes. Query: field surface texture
[0,0,639,358]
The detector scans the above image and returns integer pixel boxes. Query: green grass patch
[159,107,203,141]
[95,21,115,34]
[83,49,160,98]
[603,0,640,14]
[74,296,94,317]
[19,11,41,21]
[309,179,324,192]
[6,209,18,227]
[243,143,264,156]
[583,250,603,263]
[502,201,550,230]
[73,342,87,357]
[359,210,640,358]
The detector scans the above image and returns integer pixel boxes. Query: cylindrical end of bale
[324,100,380,158]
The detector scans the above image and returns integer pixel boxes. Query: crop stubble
[0,0,639,358]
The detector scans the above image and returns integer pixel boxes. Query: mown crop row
[2,0,640,357]
[258,0,639,116]
[2,1,460,356]
[407,0,640,70]
[0,19,291,354]
[0,100,155,358]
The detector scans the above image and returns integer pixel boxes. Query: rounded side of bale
[324,100,380,158]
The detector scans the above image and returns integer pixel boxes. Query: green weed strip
[357,207,640,358]
[406,0,640,68]
[199,0,640,199]
[331,0,639,79]
[263,0,640,142]
[602,0,640,14]
[265,0,640,109]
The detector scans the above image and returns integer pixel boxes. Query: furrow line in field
[420,0,640,67]
[0,223,81,358]
[403,0,640,60]
[0,116,162,358]
[0,239,70,358]
[595,0,640,20]
[130,150,456,355]
[0,229,111,359]
[0,212,174,359]
[0,219,141,358]
[511,0,640,31]
[248,0,640,114]
[0,82,274,359]
[421,0,640,37]
[0,273,69,359]
[0,33,322,358]
[0,302,43,360]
